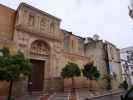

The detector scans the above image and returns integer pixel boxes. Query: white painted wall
[120,46,133,85]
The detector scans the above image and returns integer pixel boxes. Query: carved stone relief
[28,14,35,26]
[40,17,47,31]
[16,32,29,54]
[22,9,28,25]
[30,40,49,59]
[53,53,61,77]
[54,42,61,53]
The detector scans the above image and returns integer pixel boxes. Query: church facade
[0,3,122,96]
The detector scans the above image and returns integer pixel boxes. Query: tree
[82,62,100,90]
[102,74,113,90]
[119,80,128,90]
[0,48,32,100]
[82,62,100,80]
[61,62,81,92]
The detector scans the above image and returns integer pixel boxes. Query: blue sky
[0,0,133,48]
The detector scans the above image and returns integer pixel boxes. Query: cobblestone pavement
[15,89,124,100]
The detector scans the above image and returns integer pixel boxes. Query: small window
[78,40,84,54]
[50,22,55,33]
[28,14,35,26]
[132,72,133,76]
[16,12,19,23]
[113,72,117,80]
[72,40,74,49]
[131,67,133,69]
[110,47,114,59]
[64,39,69,49]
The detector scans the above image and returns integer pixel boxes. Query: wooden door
[28,59,45,91]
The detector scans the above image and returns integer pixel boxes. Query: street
[48,89,124,100]
[16,89,124,100]
[91,93,121,100]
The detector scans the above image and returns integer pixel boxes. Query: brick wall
[0,4,16,40]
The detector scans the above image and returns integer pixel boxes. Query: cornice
[18,2,61,22]
[63,50,89,60]
[0,38,15,45]
[15,24,63,42]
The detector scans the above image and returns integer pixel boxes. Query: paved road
[16,89,124,100]
[77,89,124,100]
[49,92,68,100]
[91,93,121,100]
[48,91,123,100]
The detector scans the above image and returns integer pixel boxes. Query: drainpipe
[104,43,112,90]
[104,43,110,74]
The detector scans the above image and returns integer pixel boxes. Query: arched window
[50,22,55,33]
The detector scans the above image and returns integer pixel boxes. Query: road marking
[48,93,56,100]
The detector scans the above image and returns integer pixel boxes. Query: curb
[87,90,124,99]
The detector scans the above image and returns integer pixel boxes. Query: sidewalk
[41,89,124,100]
[77,89,124,100]
[2,89,124,100]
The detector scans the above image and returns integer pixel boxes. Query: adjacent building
[120,46,133,86]
[124,0,133,86]
[85,38,122,89]
[0,3,122,97]
[129,0,133,19]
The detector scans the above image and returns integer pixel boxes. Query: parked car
[121,87,133,100]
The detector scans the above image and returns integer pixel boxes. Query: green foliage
[0,48,32,81]
[82,62,100,80]
[102,74,113,90]
[119,80,128,90]
[102,74,113,82]
[61,62,81,78]
[0,48,31,100]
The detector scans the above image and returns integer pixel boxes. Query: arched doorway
[28,40,50,92]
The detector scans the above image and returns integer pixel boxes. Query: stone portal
[28,40,50,92]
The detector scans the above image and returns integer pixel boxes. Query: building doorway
[28,59,45,91]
